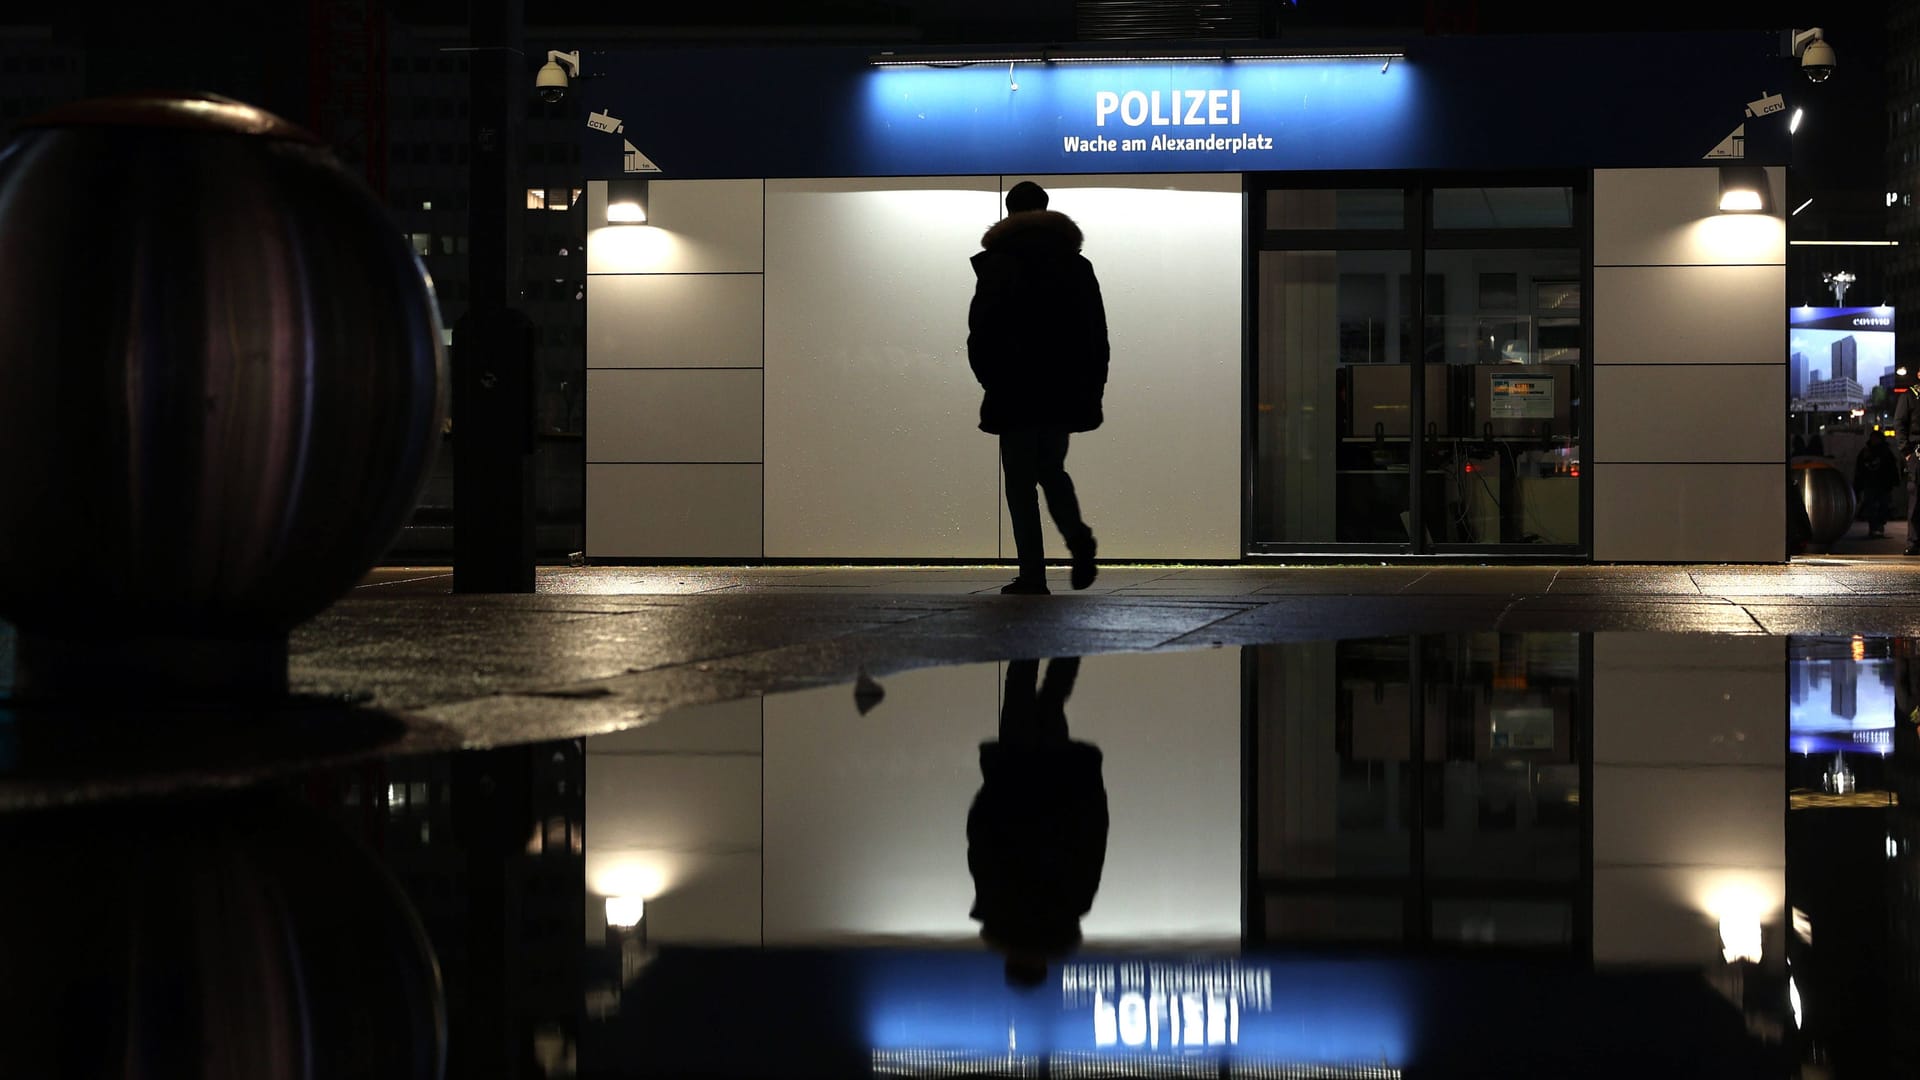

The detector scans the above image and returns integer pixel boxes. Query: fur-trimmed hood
[980,209,1084,253]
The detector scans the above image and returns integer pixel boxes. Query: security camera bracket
[1789,27,1825,58]
[547,50,581,77]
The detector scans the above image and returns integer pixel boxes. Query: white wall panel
[587,274,763,369]
[996,175,1244,559]
[1592,463,1784,562]
[1593,365,1783,463]
[1594,265,1786,365]
[762,664,995,943]
[763,178,1003,558]
[587,699,763,945]
[762,651,1241,946]
[1592,634,1784,767]
[1060,650,1241,944]
[593,697,762,754]
[587,464,761,558]
[1594,167,1786,267]
[586,754,762,945]
[586,369,762,463]
[1590,167,1787,564]
[587,178,763,274]
[1594,767,1785,866]
[1592,632,1785,965]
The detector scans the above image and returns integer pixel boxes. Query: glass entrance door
[1250,180,1588,556]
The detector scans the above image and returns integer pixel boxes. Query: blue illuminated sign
[859,60,1420,174]
[578,36,1790,180]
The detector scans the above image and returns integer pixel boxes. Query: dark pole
[454,0,536,593]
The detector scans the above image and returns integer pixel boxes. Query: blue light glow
[860,60,1420,176]
[860,953,1411,1069]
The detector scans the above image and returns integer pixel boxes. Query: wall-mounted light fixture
[606,179,649,224]
[1717,165,1772,214]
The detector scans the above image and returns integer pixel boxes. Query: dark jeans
[1862,489,1893,532]
[1000,429,1089,581]
[1909,471,1920,542]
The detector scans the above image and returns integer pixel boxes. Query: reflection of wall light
[605,895,646,928]
[1703,882,1774,963]
[592,860,670,899]
[1720,916,1763,963]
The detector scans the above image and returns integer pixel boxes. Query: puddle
[4,632,1911,1077]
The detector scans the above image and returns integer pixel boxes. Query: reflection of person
[967,656,1108,988]
[967,181,1107,595]
[1855,430,1900,539]
[1895,382,1920,554]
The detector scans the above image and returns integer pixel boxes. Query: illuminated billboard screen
[1789,306,1896,411]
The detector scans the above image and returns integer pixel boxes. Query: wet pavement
[288,562,1920,749]
[6,564,1920,1077]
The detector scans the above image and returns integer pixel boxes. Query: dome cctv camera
[536,50,580,104]
[1792,28,1835,84]
[1801,38,1835,83]
[535,63,567,103]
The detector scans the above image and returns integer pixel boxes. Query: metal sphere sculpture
[0,93,445,696]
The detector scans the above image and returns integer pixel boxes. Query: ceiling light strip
[869,48,1406,67]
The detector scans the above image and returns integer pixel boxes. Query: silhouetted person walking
[1856,429,1900,539]
[967,656,1107,988]
[1895,375,1920,554]
[968,181,1108,594]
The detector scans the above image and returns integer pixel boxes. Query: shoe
[1068,531,1098,591]
[1905,545,1919,557]
[1001,578,1050,595]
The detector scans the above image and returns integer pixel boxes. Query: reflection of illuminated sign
[865,953,1410,1073]
[1788,656,1897,754]
[1069,961,1270,1049]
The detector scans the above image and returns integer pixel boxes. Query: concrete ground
[9,557,1920,808]
[291,559,1920,753]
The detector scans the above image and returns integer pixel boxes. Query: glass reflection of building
[245,634,1822,1075]
[1251,634,1584,950]
[305,739,587,1077]
[568,634,1790,1076]
[1787,637,1920,1078]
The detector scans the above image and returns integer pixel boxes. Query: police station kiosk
[576,34,1791,564]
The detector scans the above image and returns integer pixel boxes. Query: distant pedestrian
[1896,379,1920,554]
[967,181,1107,595]
[1855,429,1900,539]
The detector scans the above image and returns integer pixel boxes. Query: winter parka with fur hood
[966,210,1110,435]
